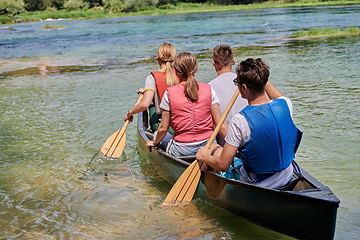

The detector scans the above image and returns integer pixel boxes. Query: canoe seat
[277,171,317,191]
[177,155,196,162]
[278,172,304,191]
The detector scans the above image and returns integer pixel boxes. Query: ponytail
[157,43,177,87]
[174,52,199,102]
[184,73,199,101]
[164,61,177,87]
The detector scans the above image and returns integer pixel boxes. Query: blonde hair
[174,52,199,102]
[157,43,177,87]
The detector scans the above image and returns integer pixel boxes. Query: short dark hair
[213,44,233,66]
[235,58,270,93]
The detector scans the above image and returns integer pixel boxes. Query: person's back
[196,58,302,189]
[124,43,178,131]
[148,43,178,114]
[167,82,213,143]
[147,52,227,156]
[210,72,247,126]
[209,45,248,145]
[238,98,298,178]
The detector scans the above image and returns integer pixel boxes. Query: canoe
[137,109,340,240]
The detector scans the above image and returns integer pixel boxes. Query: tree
[0,0,26,16]
[64,0,89,10]
[103,0,158,12]
[24,0,65,11]
[86,0,103,7]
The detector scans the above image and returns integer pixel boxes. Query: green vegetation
[293,27,360,38]
[40,24,65,29]
[0,0,25,16]
[16,8,106,22]
[0,14,13,24]
[1,0,360,24]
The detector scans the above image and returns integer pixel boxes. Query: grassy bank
[1,0,360,25]
[293,26,360,38]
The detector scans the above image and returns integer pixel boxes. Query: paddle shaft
[163,88,240,205]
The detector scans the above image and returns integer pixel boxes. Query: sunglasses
[233,78,243,86]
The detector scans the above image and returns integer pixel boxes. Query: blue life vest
[239,99,300,176]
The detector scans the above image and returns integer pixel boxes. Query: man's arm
[266,81,294,117]
[196,143,238,172]
[211,103,228,138]
[265,81,283,100]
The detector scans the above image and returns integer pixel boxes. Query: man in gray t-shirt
[209,45,248,145]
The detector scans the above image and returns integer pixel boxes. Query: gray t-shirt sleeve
[144,74,156,90]
[160,90,170,111]
[225,113,251,148]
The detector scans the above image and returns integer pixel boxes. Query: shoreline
[1,1,360,25]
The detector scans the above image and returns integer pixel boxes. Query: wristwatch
[126,110,133,117]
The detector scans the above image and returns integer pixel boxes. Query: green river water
[0,5,359,239]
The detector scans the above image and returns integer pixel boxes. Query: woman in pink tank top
[147,52,227,156]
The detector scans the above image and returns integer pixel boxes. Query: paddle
[100,94,144,158]
[163,88,240,206]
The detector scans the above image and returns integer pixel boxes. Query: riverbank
[292,26,360,39]
[1,0,360,25]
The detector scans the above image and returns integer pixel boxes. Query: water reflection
[0,61,155,80]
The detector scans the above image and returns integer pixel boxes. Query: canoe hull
[137,111,340,240]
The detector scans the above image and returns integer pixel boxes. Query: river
[0,5,359,239]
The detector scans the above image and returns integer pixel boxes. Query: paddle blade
[100,124,127,158]
[163,88,240,206]
[99,94,143,159]
[163,160,202,206]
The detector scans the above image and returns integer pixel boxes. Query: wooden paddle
[100,94,144,158]
[163,88,240,206]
